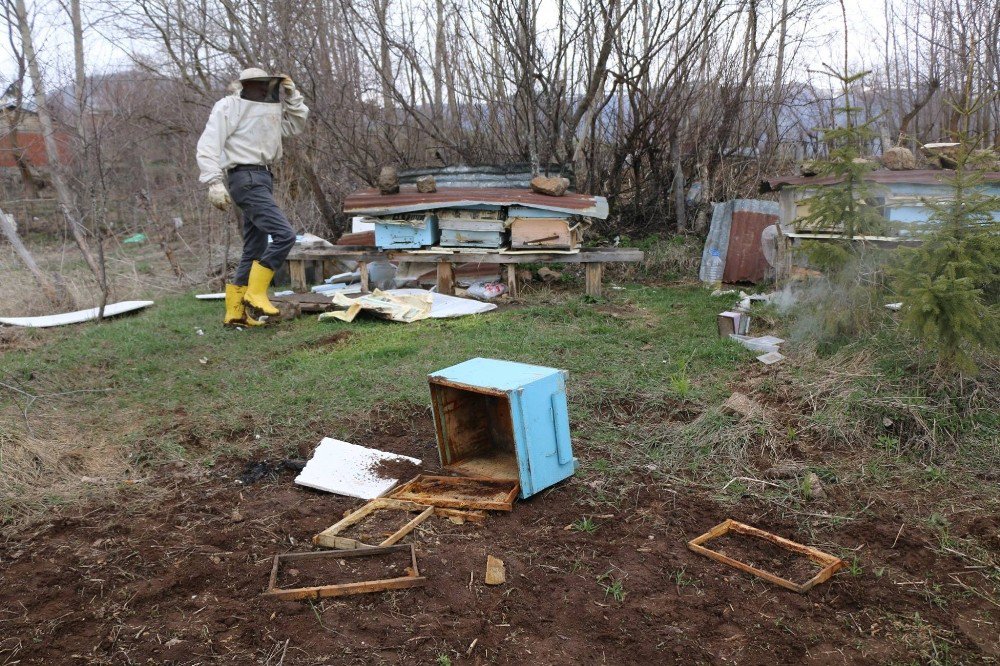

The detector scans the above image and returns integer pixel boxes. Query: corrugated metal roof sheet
[344,186,609,219]
[398,164,573,190]
[762,169,1000,192]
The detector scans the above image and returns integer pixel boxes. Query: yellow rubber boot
[243,260,280,317]
[224,284,263,327]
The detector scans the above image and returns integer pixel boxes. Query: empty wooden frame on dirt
[313,497,486,549]
[313,497,432,549]
[265,544,425,601]
[687,519,846,593]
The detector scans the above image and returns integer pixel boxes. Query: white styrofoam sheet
[0,300,154,328]
[294,437,421,499]
[757,351,785,365]
[195,293,225,300]
[387,289,497,318]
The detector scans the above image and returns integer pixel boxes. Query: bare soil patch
[369,456,423,481]
[1,449,997,664]
[708,530,826,584]
[2,379,998,666]
[338,508,422,545]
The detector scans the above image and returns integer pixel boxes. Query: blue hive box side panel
[511,370,576,498]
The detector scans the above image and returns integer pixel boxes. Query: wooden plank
[506,265,519,298]
[266,574,427,601]
[264,543,425,600]
[383,505,434,546]
[436,261,455,295]
[686,519,846,593]
[286,246,644,264]
[288,260,307,291]
[585,263,603,298]
[722,211,775,283]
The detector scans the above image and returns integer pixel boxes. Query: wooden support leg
[289,260,307,291]
[358,261,370,292]
[436,261,455,295]
[585,263,603,298]
[506,264,518,298]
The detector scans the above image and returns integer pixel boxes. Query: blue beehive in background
[428,358,576,499]
[373,213,439,249]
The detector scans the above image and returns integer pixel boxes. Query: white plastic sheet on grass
[294,437,421,499]
[0,300,154,328]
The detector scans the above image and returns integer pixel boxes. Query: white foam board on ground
[294,437,421,499]
[195,293,225,300]
[757,351,785,365]
[0,300,154,328]
[387,288,497,318]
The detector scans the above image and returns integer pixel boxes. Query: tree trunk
[13,0,102,281]
[0,209,67,307]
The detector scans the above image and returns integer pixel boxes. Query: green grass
[0,284,745,470]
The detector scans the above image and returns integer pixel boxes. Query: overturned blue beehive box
[428,358,576,499]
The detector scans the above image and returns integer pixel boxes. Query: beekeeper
[196,67,309,327]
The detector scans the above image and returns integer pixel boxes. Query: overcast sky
[0,0,889,92]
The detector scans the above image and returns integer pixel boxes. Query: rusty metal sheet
[722,210,777,283]
[344,187,609,219]
[762,169,1000,192]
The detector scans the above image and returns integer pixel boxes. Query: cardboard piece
[295,437,422,499]
[318,289,434,323]
[386,289,497,318]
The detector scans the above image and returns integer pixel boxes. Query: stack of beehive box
[371,206,585,251]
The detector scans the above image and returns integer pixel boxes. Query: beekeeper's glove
[280,76,297,97]
[208,181,231,211]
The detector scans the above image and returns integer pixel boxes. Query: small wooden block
[485,555,506,585]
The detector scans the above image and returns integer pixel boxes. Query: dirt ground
[2,411,998,665]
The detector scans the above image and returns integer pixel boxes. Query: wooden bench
[284,246,644,298]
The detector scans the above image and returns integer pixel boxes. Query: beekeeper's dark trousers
[227,168,296,286]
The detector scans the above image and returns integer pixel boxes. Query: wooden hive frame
[687,519,846,593]
[264,543,425,601]
[389,475,520,512]
[314,497,486,549]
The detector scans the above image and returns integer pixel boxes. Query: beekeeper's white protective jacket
[196,89,309,185]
